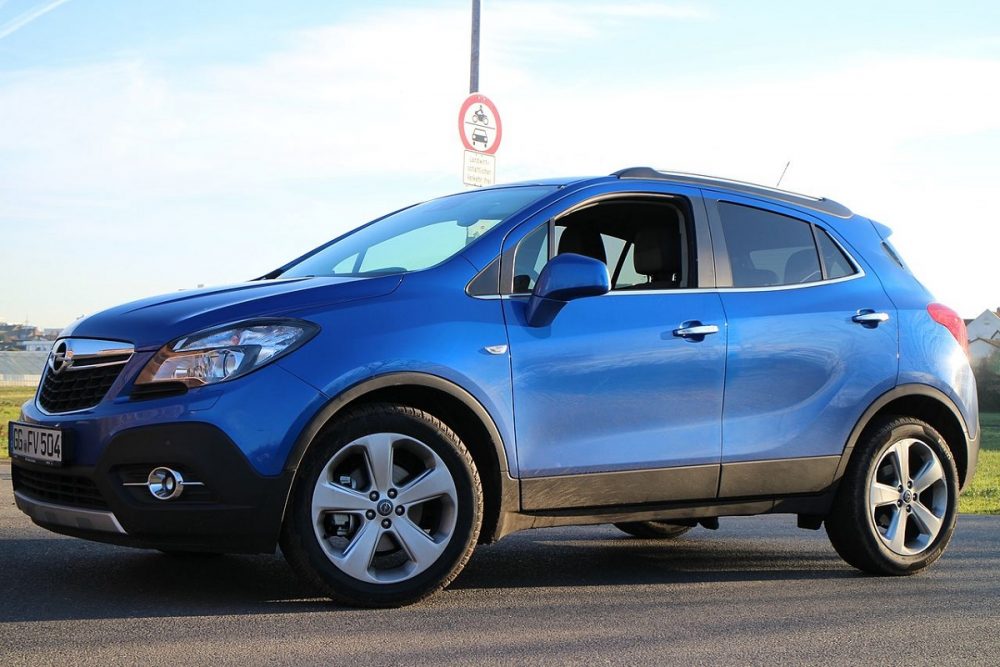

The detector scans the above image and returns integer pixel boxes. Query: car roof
[611,167,853,218]
[478,168,853,219]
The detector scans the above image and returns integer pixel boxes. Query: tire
[280,403,483,607]
[614,521,693,539]
[825,415,959,576]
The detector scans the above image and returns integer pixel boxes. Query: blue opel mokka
[8,168,979,607]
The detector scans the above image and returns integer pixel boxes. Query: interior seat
[784,248,822,284]
[731,256,778,287]
[621,223,682,290]
[557,225,607,264]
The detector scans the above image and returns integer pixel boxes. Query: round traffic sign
[458,93,502,155]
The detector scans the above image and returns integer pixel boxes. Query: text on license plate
[8,422,63,465]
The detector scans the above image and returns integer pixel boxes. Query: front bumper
[14,490,126,534]
[11,422,293,553]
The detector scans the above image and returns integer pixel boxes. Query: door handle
[673,323,720,339]
[852,310,890,327]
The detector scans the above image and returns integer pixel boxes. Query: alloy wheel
[310,432,459,584]
[868,437,949,556]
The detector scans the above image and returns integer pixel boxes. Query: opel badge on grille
[49,341,73,374]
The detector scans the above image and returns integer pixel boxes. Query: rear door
[704,193,898,497]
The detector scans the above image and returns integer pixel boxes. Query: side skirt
[520,464,719,511]
[499,455,842,540]
[496,492,836,538]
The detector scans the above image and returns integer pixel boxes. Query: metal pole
[470,0,480,93]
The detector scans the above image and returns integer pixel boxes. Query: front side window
[281,186,556,278]
[718,202,821,287]
[510,198,693,294]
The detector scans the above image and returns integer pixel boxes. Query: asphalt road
[1,462,998,666]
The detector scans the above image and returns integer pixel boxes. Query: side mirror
[525,253,610,326]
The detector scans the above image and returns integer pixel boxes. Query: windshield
[280,186,557,278]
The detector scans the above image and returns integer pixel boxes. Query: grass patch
[959,411,1000,515]
[1,386,36,458]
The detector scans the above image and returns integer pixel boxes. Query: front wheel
[281,404,483,607]
[825,416,959,575]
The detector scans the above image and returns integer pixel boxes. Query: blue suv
[9,168,979,607]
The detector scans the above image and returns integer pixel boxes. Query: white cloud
[0,0,70,41]
[1,3,998,326]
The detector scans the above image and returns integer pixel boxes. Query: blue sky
[1,0,999,327]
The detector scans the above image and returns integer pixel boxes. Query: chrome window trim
[469,206,865,298]
[470,259,864,300]
[688,268,865,294]
[470,268,865,300]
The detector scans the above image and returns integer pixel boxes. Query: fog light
[147,467,185,501]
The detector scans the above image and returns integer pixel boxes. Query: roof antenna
[776,160,791,188]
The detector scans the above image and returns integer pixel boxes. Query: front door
[501,189,728,510]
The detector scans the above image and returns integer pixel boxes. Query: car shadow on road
[451,529,855,591]
[0,525,858,622]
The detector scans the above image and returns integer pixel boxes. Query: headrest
[731,261,778,287]
[558,225,607,264]
[633,224,681,278]
[784,248,820,283]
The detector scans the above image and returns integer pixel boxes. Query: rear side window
[816,228,857,279]
[718,203,820,287]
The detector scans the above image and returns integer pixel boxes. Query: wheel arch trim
[279,372,518,541]
[834,383,976,487]
[284,372,510,473]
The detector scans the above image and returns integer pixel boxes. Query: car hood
[62,275,403,349]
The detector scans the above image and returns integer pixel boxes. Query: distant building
[18,340,53,352]
[967,309,1000,371]
[0,321,60,351]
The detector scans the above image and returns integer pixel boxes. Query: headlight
[135,319,319,389]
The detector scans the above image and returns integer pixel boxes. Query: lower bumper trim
[14,490,126,535]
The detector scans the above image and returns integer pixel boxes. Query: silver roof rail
[612,167,853,218]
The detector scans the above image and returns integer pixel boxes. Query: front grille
[37,364,125,413]
[12,466,109,510]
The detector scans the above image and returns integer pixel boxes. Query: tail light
[927,303,969,356]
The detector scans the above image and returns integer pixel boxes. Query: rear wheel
[614,521,693,540]
[281,404,482,607]
[826,416,958,575]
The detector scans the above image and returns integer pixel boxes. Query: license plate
[8,422,64,466]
